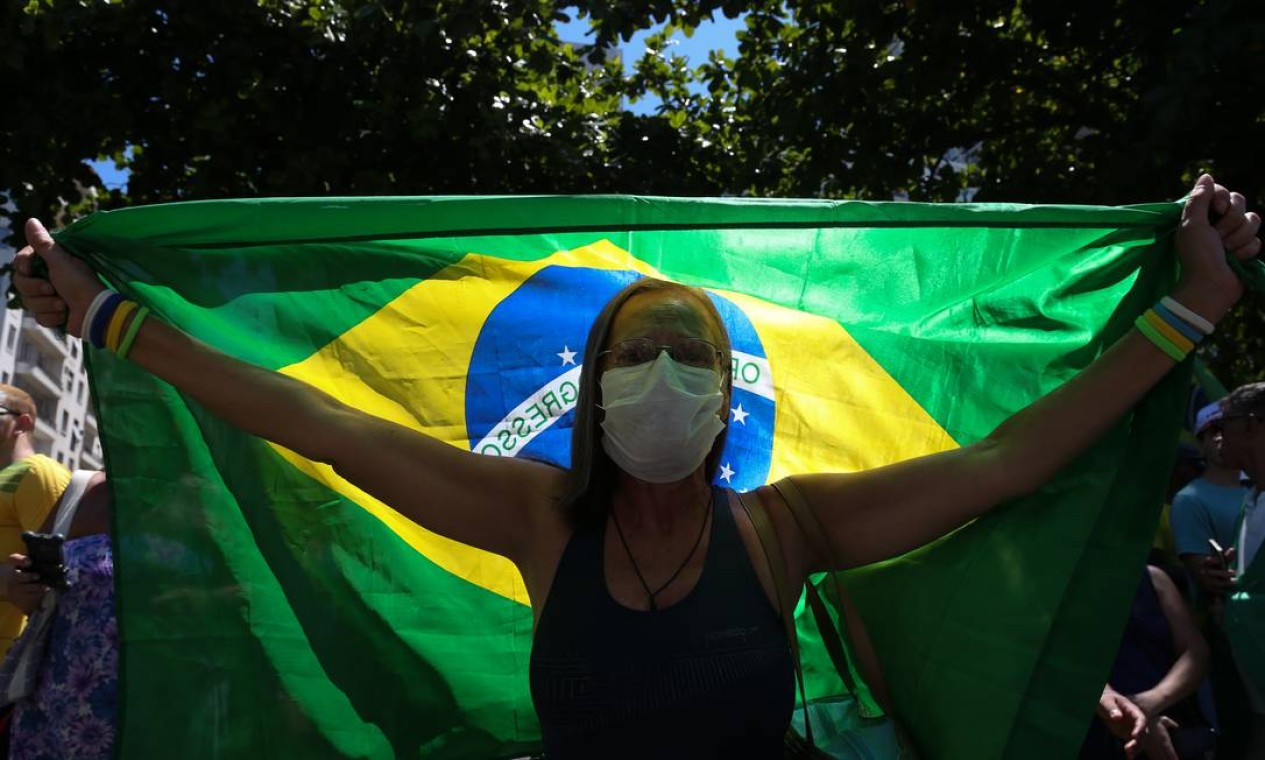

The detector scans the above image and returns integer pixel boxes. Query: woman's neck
[612,468,710,534]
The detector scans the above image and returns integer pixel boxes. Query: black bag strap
[772,479,886,718]
[804,582,882,716]
[736,489,816,748]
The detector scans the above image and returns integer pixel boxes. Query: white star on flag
[557,346,577,366]
[730,404,749,425]
[718,462,735,483]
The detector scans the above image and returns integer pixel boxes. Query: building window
[70,342,79,360]
[71,433,80,452]
[54,452,63,466]
[5,325,14,352]
[60,410,68,434]
[0,372,7,384]
[77,380,85,404]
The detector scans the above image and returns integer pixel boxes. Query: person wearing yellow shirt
[0,385,69,658]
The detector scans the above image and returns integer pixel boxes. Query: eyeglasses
[598,337,723,370]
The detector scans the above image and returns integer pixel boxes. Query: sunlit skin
[0,398,36,469]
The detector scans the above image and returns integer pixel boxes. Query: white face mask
[599,351,726,484]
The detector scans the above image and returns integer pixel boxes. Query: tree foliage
[3,0,632,208]
[583,0,1265,383]
[3,0,1263,382]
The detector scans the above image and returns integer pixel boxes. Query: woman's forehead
[607,291,719,342]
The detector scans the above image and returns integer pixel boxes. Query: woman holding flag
[9,174,1261,758]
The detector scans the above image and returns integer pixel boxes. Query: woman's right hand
[14,218,107,338]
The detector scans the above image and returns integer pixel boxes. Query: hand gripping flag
[59,196,1195,759]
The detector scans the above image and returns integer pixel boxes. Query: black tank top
[530,488,794,759]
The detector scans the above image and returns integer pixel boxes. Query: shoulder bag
[0,469,95,705]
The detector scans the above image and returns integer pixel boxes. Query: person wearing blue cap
[1173,401,1251,605]
[1170,398,1257,758]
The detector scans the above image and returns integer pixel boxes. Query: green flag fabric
[58,196,1193,759]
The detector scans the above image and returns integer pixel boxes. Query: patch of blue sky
[87,157,129,192]
[555,7,743,115]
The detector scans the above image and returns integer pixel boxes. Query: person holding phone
[5,470,116,760]
[1171,401,1256,757]
[0,386,70,661]
[0,385,70,754]
[1173,402,1250,610]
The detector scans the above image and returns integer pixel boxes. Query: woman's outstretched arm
[780,175,1261,570]
[14,219,564,563]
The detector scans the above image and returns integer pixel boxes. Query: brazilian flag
[60,196,1191,759]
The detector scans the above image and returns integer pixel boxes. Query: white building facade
[0,227,103,471]
[0,306,102,471]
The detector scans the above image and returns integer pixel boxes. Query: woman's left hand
[1172,174,1261,324]
[6,554,49,615]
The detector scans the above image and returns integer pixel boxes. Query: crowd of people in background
[1085,385,1265,760]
